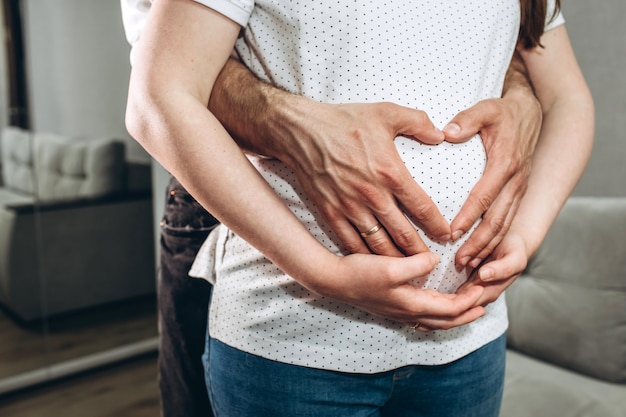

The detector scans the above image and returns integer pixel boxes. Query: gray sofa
[0,127,156,322]
[501,197,626,417]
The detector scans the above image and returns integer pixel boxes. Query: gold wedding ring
[360,223,382,238]
[411,322,423,331]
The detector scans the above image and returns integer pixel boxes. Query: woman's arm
[508,24,594,253]
[456,24,594,308]
[126,0,485,327]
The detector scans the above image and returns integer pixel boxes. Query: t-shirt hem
[209,307,509,374]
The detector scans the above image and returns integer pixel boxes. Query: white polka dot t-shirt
[190,0,564,373]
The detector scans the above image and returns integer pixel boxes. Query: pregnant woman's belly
[248,134,486,293]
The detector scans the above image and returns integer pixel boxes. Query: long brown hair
[519,0,561,48]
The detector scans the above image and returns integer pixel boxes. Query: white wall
[21,0,148,163]
[15,1,626,199]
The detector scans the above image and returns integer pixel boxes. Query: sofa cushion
[1,127,34,195]
[506,197,626,383]
[502,350,626,417]
[34,133,125,201]
[0,187,35,207]
[1,127,127,202]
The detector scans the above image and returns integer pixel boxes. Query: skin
[444,25,594,332]
[125,1,592,330]
[209,52,542,268]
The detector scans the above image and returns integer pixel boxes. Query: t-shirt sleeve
[120,0,151,47]
[192,0,254,27]
[545,0,565,31]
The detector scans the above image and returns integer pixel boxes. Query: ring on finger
[360,223,383,238]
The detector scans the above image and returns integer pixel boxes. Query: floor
[0,353,161,417]
[0,296,158,380]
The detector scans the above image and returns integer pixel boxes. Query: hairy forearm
[209,57,310,163]
[502,51,534,98]
[500,50,543,145]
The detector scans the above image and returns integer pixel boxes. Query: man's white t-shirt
[121,0,564,373]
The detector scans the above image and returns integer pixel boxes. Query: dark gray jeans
[158,177,218,417]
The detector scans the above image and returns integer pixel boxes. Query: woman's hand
[305,251,487,330]
[455,231,529,310]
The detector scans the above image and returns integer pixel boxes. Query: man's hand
[272,101,453,257]
[444,51,542,268]
[210,59,451,257]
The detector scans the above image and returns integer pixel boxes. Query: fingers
[411,305,486,332]
[443,100,499,144]
[454,170,524,267]
[389,103,445,145]
[455,232,528,307]
[402,286,486,331]
[449,156,510,245]
[333,253,488,331]
[394,180,451,245]
[354,218,405,257]
[475,236,528,283]
[322,201,425,257]
[315,167,442,257]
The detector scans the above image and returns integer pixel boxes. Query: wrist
[260,90,316,163]
[507,224,539,259]
[502,85,540,114]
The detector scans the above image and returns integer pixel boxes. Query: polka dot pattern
[190,0,562,372]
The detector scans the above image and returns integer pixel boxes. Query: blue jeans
[204,334,506,417]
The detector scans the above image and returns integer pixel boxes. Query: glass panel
[0,0,49,388]
[0,0,158,394]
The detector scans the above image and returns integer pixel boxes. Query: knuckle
[412,202,439,222]
[343,240,365,254]
[484,214,506,233]
[319,204,340,222]
[355,183,383,208]
[376,163,405,190]
[365,235,390,254]
[507,153,523,174]
[467,192,493,214]
[390,228,419,250]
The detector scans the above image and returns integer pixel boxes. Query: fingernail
[451,230,464,241]
[460,256,471,266]
[443,122,461,135]
[480,268,494,281]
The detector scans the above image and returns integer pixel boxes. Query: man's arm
[209,53,542,262]
[210,58,450,257]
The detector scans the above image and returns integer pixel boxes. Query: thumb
[477,250,526,283]
[393,105,445,145]
[387,252,440,286]
[444,100,495,143]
